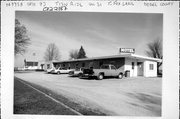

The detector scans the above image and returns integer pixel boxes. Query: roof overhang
[53,54,162,63]
[127,54,162,62]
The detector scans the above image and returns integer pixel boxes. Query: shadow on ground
[126,92,161,116]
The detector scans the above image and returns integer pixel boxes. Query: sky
[15,11,162,67]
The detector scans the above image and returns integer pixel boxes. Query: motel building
[23,49,162,77]
[52,53,162,77]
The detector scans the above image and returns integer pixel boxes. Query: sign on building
[119,48,135,54]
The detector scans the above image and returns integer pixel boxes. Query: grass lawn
[14,77,77,115]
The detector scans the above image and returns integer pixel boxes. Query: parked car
[69,67,85,77]
[46,67,55,73]
[80,64,125,80]
[51,67,72,74]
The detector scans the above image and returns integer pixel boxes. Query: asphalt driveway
[14,71,162,116]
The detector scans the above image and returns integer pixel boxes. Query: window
[111,65,116,70]
[110,61,115,65]
[63,64,65,67]
[149,64,154,70]
[76,63,79,69]
[47,64,50,69]
[34,62,38,66]
[89,62,94,68]
[101,65,109,69]
[68,63,71,69]
[99,61,103,67]
[82,63,85,67]
[132,62,134,69]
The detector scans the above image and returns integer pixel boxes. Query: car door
[110,65,118,76]
[57,67,61,73]
[101,65,110,76]
[61,68,67,73]
[105,65,111,76]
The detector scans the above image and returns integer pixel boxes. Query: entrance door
[137,62,143,76]
[41,64,44,69]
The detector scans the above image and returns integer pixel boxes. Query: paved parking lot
[14,71,162,116]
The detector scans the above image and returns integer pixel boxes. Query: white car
[69,67,84,77]
[52,67,72,74]
[46,67,55,73]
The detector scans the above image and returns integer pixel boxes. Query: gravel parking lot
[14,71,162,116]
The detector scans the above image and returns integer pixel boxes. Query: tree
[15,19,30,55]
[146,38,162,74]
[44,43,60,61]
[77,46,87,59]
[69,49,79,60]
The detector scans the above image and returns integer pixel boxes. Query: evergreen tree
[77,46,87,59]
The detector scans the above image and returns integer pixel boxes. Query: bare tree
[15,19,30,55]
[44,43,60,61]
[146,38,162,74]
[69,49,79,60]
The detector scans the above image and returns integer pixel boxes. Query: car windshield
[111,65,116,70]
[75,69,80,71]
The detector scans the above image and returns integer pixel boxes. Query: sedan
[52,67,72,74]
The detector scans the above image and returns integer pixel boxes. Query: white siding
[124,58,138,77]
[37,61,54,70]
[144,61,157,77]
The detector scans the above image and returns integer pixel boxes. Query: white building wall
[124,58,138,77]
[44,62,54,70]
[144,61,157,77]
[37,61,54,71]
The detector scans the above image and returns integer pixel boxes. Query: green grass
[14,77,77,115]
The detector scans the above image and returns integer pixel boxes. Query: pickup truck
[80,64,125,80]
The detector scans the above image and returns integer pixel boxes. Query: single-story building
[52,54,162,77]
[24,60,39,70]
[23,60,54,71]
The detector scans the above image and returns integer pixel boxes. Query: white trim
[53,54,162,63]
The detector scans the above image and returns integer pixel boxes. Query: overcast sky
[15,12,162,67]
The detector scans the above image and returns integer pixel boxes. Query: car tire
[118,73,123,79]
[78,73,83,78]
[57,71,60,75]
[97,73,103,80]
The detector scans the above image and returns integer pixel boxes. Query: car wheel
[57,71,60,75]
[78,73,83,78]
[118,73,123,79]
[97,73,103,80]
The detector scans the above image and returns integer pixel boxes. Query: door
[137,62,143,76]
[61,68,68,73]
[110,65,118,76]
[41,64,44,69]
